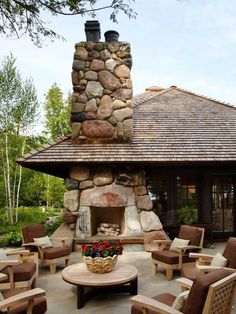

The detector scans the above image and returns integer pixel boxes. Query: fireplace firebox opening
[90,206,125,236]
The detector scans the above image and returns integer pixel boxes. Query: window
[212,177,234,232]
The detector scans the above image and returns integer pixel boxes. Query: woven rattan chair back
[202,272,236,314]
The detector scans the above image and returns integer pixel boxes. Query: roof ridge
[133,87,172,105]
[173,86,236,109]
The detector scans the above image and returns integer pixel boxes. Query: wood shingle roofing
[17,87,236,177]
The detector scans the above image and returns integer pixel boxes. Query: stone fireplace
[63,165,164,240]
[60,21,167,245]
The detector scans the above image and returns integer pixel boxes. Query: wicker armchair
[0,273,47,314]
[151,225,205,280]
[131,268,236,314]
[22,224,71,273]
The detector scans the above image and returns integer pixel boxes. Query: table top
[62,262,138,287]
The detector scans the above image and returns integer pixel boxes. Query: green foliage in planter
[177,205,198,225]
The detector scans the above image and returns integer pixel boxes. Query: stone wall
[71,41,133,142]
[63,166,164,239]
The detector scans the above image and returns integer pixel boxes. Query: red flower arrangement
[81,241,123,258]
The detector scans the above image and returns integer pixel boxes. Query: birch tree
[43,84,70,208]
[0,54,38,223]
[44,84,70,140]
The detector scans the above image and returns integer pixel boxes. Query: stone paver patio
[36,243,236,314]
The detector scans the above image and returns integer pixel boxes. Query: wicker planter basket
[83,255,118,273]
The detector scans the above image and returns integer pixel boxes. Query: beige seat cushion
[33,236,53,249]
[210,252,227,267]
[170,238,189,253]
[172,290,189,310]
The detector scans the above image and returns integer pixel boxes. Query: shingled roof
[17,86,236,177]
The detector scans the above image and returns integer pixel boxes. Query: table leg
[130,277,138,295]
[77,285,85,309]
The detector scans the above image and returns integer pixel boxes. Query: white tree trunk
[4,133,13,224]
[1,139,8,210]
[12,167,17,208]
[15,137,26,223]
[46,175,50,210]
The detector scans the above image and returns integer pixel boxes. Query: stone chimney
[71,21,133,142]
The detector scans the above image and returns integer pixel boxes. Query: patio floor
[37,242,236,314]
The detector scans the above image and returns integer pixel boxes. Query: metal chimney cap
[84,20,101,42]
[104,30,119,42]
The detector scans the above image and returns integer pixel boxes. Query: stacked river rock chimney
[71,21,133,142]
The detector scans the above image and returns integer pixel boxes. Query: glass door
[212,177,234,233]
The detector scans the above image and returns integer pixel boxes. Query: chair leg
[49,263,57,274]
[166,268,173,281]
[65,257,70,267]
[152,261,158,275]
[31,278,36,289]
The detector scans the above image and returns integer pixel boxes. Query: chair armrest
[0,274,8,281]
[177,245,202,252]
[0,288,46,311]
[153,240,172,244]
[176,277,193,290]
[0,260,20,266]
[6,249,30,256]
[196,264,222,272]
[130,295,181,314]
[22,242,43,248]
[189,253,214,260]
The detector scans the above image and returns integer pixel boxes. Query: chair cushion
[178,225,202,246]
[181,262,203,281]
[43,247,71,260]
[22,224,46,244]
[1,289,47,314]
[169,238,189,253]
[1,263,36,282]
[152,250,193,265]
[131,293,176,314]
[210,252,227,267]
[33,236,53,249]
[152,250,180,264]
[223,237,236,268]
[183,268,235,314]
[172,290,189,310]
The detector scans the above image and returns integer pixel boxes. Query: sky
[1,0,236,130]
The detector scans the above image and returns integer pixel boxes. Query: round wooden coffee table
[62,262,138,309]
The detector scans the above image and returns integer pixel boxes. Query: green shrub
[6,231,22,246]
[45,215,64,235]
[0,237,8,248]
[177,205,198,224]
[0,207,64,247]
